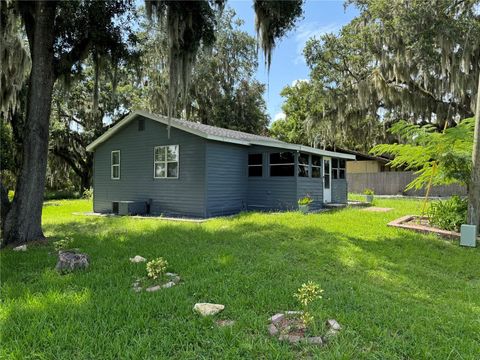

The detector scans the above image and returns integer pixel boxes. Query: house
[86,110,355,218]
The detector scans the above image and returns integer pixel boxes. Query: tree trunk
[467,74,480,234]
[2,2,56,246]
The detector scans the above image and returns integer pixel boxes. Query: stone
[216,319,235,327]
[306,336,324,345]
[55,251,89,273]
[193,303,225,316]
[162,281,176,288]
[278,334,302,343]
[146,285,161,292]
[326,319,341,331]
[13,244,27,252]
[269,313,285,324]
[165,272,178,277]
[171,276,181,284]
[129,255,146,263]
[268,323,279,336]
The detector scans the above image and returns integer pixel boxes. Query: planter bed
[388,215,461,239]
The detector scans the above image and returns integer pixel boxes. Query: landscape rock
[326,319,341,331]
[269,313,285,324]
[170,276,181,284]
[216,319,235,327]
[165,272,178,277]
[146,285,161,292]
[193,303,225,316]
[13,244,27,252]
[55,251,89,273]
[132,280,142,292]
[306,336,324,345]
[268,323,279,336]
[162,281,176,288]
[129,255,146,263]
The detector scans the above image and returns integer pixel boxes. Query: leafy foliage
[370,118,474,190]
[146,257,168,280]
[363,188,374,196]
[53,236,74,252]
[136,8,270,134]
[428,196,467,232]
[280,0,480,151]
[82,188,93,200]
[298,196,313,206]
[253,0,304,70]
[294,281,323,326]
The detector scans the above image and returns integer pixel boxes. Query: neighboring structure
[340,149,396,174]
[86,110,355,217]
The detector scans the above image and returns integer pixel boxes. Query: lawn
[1,198,479,359]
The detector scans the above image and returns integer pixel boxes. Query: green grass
[1,198,479,359]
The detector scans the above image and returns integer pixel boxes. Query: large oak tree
[1,0,304,246]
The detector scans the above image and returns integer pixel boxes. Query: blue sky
[228,0,358,123]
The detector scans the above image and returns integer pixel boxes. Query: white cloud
[273,112,286,122]
[291,79,309,87]
[294,22,341,64]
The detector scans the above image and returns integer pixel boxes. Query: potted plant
[298,196,313,214]
[363,188,374,203]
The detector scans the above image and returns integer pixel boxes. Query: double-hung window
[154,145,179,179]
[332,158,346,179]
[269,152,295,176]
[111,150,120,180]
[312,155,321,178]
[248,154,263,177]
[298,153,309,177]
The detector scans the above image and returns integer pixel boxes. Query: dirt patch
[362,207,393,212]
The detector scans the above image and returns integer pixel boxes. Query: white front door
[323,157,331,203]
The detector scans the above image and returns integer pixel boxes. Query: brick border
[387,215,460,239]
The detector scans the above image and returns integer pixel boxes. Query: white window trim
[111,150,120,180]
[154,145,179,179]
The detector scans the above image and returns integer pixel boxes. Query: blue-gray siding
[331,179,348,204]
[205,141,247,216]
[93,116,207,217]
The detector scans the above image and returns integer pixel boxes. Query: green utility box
[460,224,477,247]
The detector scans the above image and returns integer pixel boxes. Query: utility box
[460,224,477,247]
[112,201,147,215]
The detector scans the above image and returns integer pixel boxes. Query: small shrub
[146,257,168,280]
[428,195,467,232]
[294,281,323,326]
[298,196,313,206]
[363,188,374,195]
[82,187,93,200]
[53,236,74,252]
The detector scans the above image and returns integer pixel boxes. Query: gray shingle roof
[164,116,285,144]
[86,110,355,160]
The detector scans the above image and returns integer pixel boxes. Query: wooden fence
[347,171,466,197]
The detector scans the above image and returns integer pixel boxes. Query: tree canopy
[271,0,480,151]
